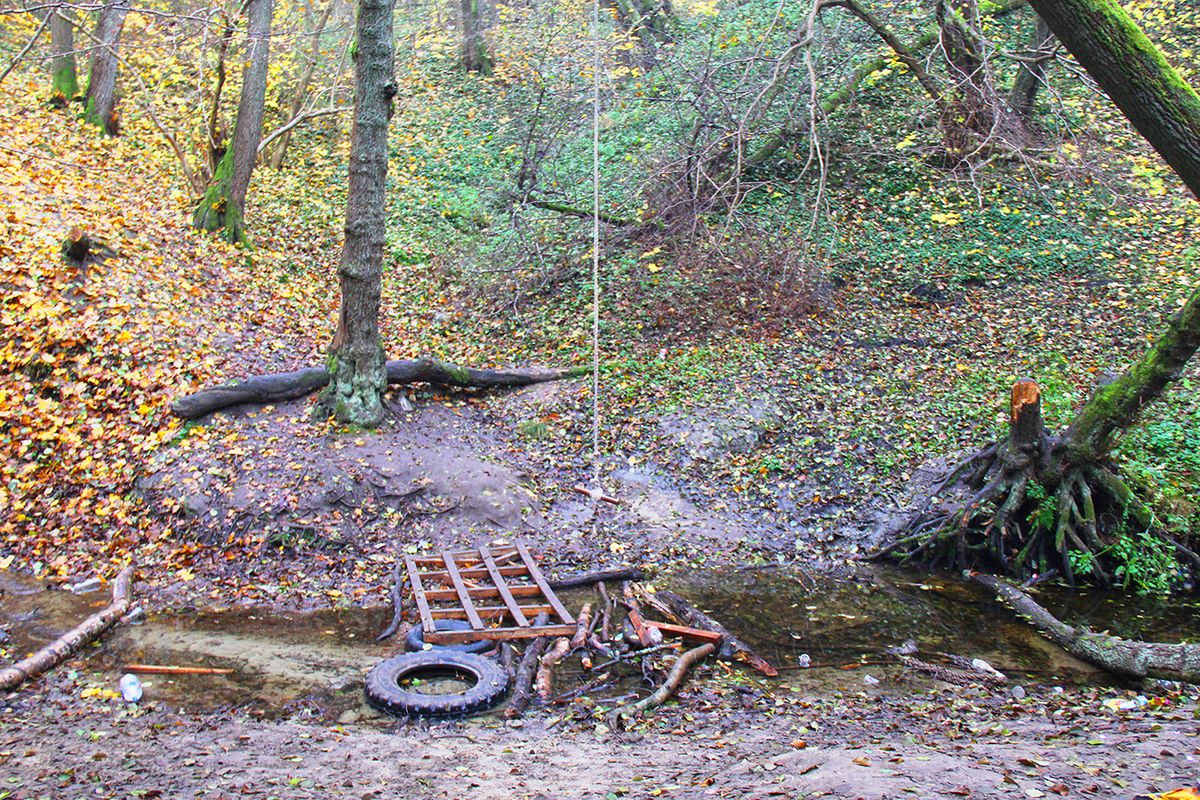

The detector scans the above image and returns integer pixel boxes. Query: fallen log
[653,589,778,677]
[534,637,572,702]
[973,572,1200,684]
[503,612,550,719]
[171,357,588,419]
[570,603,593,650]
[548,569,644,590]
[1,565,134,691]
[609,642,716,721]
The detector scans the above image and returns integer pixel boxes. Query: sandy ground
[2,678,1197,799]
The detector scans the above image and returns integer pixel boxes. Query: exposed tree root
[974,573,1200,684]
[171,357,587,419]
[872,379,1194,588]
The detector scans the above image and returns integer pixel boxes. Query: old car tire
[404,619,490,654]
[364,650,509,717]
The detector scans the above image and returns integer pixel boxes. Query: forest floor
[3,71,1200,798]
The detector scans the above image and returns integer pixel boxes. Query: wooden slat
[426,624,578,644]
[418,565,528,583]
[404,555,436,638]
[442,551,484,630]
[411,547,517,566]
[645,622,724,645]
[429,604,553,620]
[516,541,573,624]
[480,545,529,627]
[423,584,544,602]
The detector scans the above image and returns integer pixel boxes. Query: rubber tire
[364,650,509,717]
[404,619,491,654]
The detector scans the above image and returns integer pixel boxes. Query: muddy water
[2,568,1197,721]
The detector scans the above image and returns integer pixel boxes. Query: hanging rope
[590,0,603,503]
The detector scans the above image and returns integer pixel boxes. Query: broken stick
[0,565,134,691]
[610,642,716,720]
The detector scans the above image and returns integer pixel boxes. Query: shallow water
[2,567,1196,721]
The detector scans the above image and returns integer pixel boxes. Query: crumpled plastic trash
[119,673,143,703]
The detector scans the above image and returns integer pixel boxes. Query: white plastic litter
[119,673,143,703]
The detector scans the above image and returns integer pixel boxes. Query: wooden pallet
[405,543,576,644]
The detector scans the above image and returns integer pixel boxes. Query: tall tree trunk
[193,0,275,244]
[205,11,235,174]
[320,0,396,427]
[269,0,337,168]
[1027,0,1200,197]
[459,0,492,75]
[49,6,78,104]
[83,0,130,135]
[1009,16,1054,123]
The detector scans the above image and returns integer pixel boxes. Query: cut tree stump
[0,566,134,691]
[171,357,587,419]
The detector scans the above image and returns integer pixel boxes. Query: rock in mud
[659,397,785,463]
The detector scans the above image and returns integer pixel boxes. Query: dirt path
[2,679,1196,798]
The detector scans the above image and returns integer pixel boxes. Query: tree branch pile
[499,579,776,722]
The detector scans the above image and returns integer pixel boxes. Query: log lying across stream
[171,357,587,419]
[973,573,1200,684]
[0,565,135,691]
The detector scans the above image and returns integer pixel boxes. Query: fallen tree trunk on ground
[171,357,587,419]
[548,569,644,590]
[0,566,134,691]
[973,572,1200,684]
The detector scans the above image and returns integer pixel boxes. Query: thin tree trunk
[1027,0,1200,197]
[269,0,337,168]
[321,0,396,426]
[1009,16,1054,122]
[459,0,492,74]
[205,11,234,173]
[193,0,275,243]
[49,6,78,103]
[84,0,130,135]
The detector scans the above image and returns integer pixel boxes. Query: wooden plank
[645,622,724,645]
[516,541,573,624]
[442,551,484,630]
[426,624,577,644]
[429,604,553,620]
[404,555,436,638]
[480,545,529,627]
[418,565,528,583]
[411,547,517,566]
[422,584,544,602]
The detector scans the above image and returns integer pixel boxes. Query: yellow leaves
[930,211,963,227]
[895,133,918,150]
[176,568,196,582]
[81,686,121,701]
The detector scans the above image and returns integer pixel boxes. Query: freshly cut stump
[364,651,508,717]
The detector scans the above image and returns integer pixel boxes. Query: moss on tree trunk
[191,0,274,244]
[49,9,77,104]
[83,0,129,135]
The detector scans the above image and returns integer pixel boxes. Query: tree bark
[0,566,134,691]
[1026,0,1200,198]
[49,6,78,104]
[459,0,492,75]
[973,573,1200,683]
[653,589,777,676]
[193,0,275,244]
[320,0,396,427]
[503,612,550,718]
[1009,16,1054,122]
[83,0,130,135]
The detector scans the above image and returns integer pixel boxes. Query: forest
[1,0,1199,795]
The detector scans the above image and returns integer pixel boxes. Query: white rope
[590,0,602,504]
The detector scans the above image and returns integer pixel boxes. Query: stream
[2,566,1197,724]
